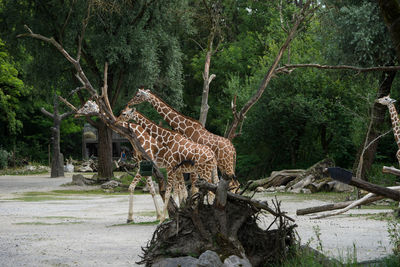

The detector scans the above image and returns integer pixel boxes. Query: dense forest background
[1,0,399,183]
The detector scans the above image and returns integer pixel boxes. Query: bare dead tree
[198,0,223,126]
[41,93,74,178]
[225,0,317,140]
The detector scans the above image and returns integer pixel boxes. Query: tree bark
[379,0,400,60]
[352,71,396,181]
[96,120,113,181]
[41,93,72,178]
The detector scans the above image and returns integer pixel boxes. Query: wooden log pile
[246,158,351,194]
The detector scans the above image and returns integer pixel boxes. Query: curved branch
[40,107,54,118]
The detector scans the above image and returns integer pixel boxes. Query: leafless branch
[77,1,92,62]
[275,64,400,74]
[58,96,78,112]
[18,25,97,96]
[225,0,314,140]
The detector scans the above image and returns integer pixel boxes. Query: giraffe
[119,106,219,221]
[376,95,400,165]
[128,88,239,191]
[76,100,186,223]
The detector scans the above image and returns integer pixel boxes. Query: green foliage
[387,217,400,255]
[0,39,30,136]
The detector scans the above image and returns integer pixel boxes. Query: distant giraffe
[76,100,186,223]
[128,88,239,190]
[376,95,400,165]
[119,106,219,221]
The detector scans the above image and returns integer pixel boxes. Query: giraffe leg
[127,172,142,223]
[145,176,162,220]
[160,180,173,223]
[190,173,199,197]
[172,180,181,207]
[176,171,188,205]
[397,150,400,167]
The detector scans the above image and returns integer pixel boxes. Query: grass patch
[108,220,159,227]
[14,221,84,225]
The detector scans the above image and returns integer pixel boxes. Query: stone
[301,188,312,194]
[72,174,86,186]
[101,180,121,189]
[198,250,222,267]
[222,255,252,267]
[152,256,199,267]
[255,186,266,192]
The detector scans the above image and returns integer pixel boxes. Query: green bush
[0,149,10,169]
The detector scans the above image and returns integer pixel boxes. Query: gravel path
[0,173,394,266]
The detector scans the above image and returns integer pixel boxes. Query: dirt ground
[0,173,395,266]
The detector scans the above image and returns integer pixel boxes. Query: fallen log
[327,167,400,201]
[311,185,400,219]
[296,196,384,215]
[382,166,400,176]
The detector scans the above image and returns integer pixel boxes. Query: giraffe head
[118,106,136,122]
[75,100,100,117]
[376,95,396,106]
[128,88,151,106]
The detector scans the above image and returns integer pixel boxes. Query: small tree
[41,93,73,178]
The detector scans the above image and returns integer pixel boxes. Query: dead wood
[312,185,400,219]
[285,158,334,190]
[246,169,304,191]
[138,181,297,267]
[296,196,384,215]
[383,166,400,176]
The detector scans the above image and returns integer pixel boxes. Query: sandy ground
[0,173,395,266]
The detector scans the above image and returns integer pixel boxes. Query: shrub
[0,149,10,169]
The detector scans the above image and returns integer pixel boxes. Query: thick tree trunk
[50,121,64,178]
[379,0,400,59]
[352,71,396,181]
[97,120,113,181]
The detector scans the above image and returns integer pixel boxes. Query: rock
[72,174,86,186]
[255,186,266,192]
[301,188,312,194]
[101,180,121,189]
[152,256,199,267]
[222,255,252,267]
[276,185,286,192]
[198,250,222,267]
[329,181,353,192]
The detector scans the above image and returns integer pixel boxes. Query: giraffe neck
[120,121,166,160]
[147,92,198,132]
[388,103,400,147]
[131,111,174,144]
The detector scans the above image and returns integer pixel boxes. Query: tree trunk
[379,0,400,60]
[352,71,396,181]
[97,120,113,181]
[199,50,213,126]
